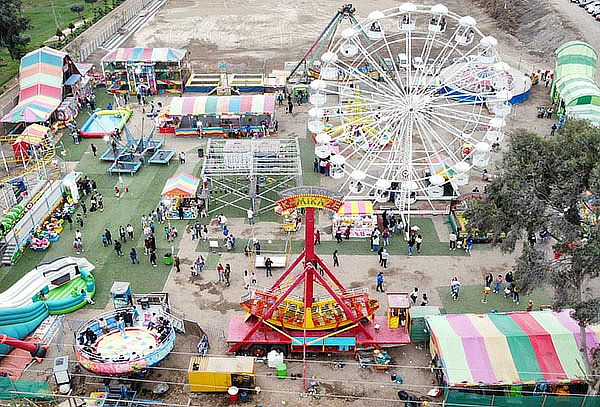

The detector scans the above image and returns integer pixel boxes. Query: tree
[67,22,75,31]
[84,0,97,3]
[70,4,84,19]
[466,120,600,394]
[55,28,63,40]
[0,0,31,60]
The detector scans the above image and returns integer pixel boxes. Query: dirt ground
[21,1,600,406]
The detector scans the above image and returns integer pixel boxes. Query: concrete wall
[64,0,154,62]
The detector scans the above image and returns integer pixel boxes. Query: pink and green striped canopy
[426,310,600,386]
[102,47,187,63]
[168,95,275,116]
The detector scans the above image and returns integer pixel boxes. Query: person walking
[450,277,460,300]
[380,248,389,268]
[287,100,294,114]
[512,285,520,305]
[250,271,257,286]
[126,224,134,240]
[378,246,384,265]
[149,250,157,267]
[333,250,339,267]
[114,240,123,257]
[449,231,457,250]
[264,257,273,277]
[129,248,139,264]
[420,293,429,306]
[314,230,321,245]
[415,234,423,253]
[65,213,73,230]
[407,235,416,256]
[224,264,231,287]
[243,269,250,289]
[90,143,97,157]
[81,200,87,217]
[247,208,255,225]
[119,225,127,242]
[372,234,380,252]
[382,228,390,246]
[376,272,384,292]
[76,214,84,229]
[173,255,181,273]
[75,229,82,241]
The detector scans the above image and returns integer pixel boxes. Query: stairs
[1,242,17,266]
[161,309,185,334]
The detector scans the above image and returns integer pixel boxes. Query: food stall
[160,172,202,219]
[332,200,376,238]
[166,95,276,137]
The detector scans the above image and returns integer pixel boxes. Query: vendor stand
[12,124,50,161]
[166,95,276,137]
[160,172,202,219]
[332,201,375,238]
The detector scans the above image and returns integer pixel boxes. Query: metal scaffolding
[200,138,302,215]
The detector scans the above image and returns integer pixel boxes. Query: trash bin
[163,253,173,265]
[198,148,204,158]
[276,363,287,379]
[228,386,239,402]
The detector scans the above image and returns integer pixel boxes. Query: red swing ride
[226,187,412,388]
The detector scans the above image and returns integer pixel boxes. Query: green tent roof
[555,41,597,81]
[555,76,600,106]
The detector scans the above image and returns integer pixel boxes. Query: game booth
[160,172,202,220]
[426,310,600,406]
[332,200,376,238]
[11,124,50,161]
[101,47,190,95]
[164,95,276,137]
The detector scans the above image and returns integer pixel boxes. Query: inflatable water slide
[0,256,96,356]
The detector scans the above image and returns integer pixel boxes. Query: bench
[255,256,286,268]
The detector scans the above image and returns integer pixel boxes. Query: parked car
[412,56,425,71]
[397,53,409,70]
[579,0,595,7]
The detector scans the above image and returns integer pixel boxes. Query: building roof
[168,95,275,116]
[337,200,373,216]
[426,310,600,386]
[161,172,201,197]
[102,47,187,63]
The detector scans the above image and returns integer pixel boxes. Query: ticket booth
[386,292,411,332]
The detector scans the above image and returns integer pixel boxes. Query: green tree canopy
[466,120,600,393]
[0,0,31,60]
[70,4,84,19]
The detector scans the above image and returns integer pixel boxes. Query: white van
[397,53,409,69]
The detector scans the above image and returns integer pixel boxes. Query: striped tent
[426,310,600,386]
[161,172,200,197]
[101,48,187,63]
[168,95,276,116]
[337,201,373,216]
[1,47,74,123]
[552,41,600,110]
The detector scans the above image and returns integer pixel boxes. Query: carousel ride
[307,3,528,225]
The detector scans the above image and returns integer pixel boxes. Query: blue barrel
[239,391,249,402]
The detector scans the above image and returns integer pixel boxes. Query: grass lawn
[197,217,472,257]
[435,285,552,314]
[0,0,96,90]
[0,104,190,307]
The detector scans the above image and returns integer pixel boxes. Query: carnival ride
[306,3,528,226]
[0,256,95,356]
[74,285,179,375]
[227,187,412,389]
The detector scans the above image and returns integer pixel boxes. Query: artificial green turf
[298,137,321,187]
[196,217,470,257]
[435,285,552,314]
[0,110,189,307]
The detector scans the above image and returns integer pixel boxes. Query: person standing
[287,100,293,114]
[450,277,460,300]
[333,250,339,267]
[119,225,127,242]
[243,269,250,289]
[224,264,231,287]
[129,248,139,264]
[407,235,416,256]
[216,263,225,282]
[91,143,97,157]
[149,250,157,267]
[126,224,134,240]
[420,293,429,306]
[484,273,493,290]
[493,274,503,293]
[250,271,257,286]
[380,248,389,268]
[253,240,261,255]
[81,200,87,217]
[335,227,343,243]
[415,234,423,253]
[247,208,255,225]
[376,272,384,292]
[372,234,380,252]
[382,228,390,246]
[449,231,457,250]
[526,299,534,312]
[465,235,474,255]
[314,230,321,245]
[264,257,273,277]
[512,285,520,305]
[410,287,419,304]
[114,240,123,257]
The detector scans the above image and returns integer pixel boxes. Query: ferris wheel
[307,3,513,223]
